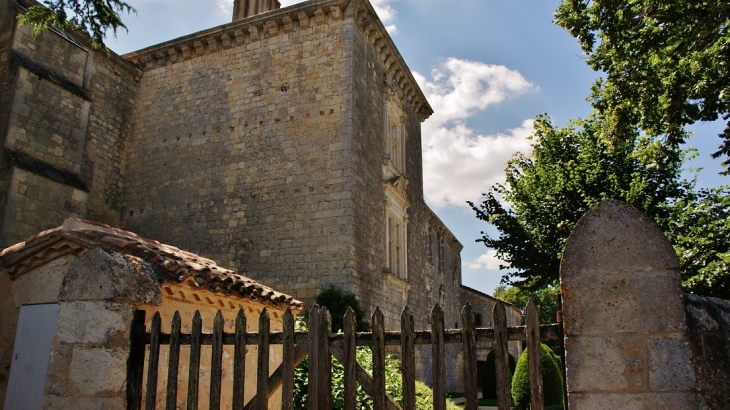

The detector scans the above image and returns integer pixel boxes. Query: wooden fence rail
[127,301,561,410]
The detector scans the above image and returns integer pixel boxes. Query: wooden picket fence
[126,300,562,410]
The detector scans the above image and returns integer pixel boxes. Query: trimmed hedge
[511,344,564,409]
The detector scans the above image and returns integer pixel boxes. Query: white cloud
[422,119,534,208]
[371,0,398,33]
[466,250,503,271]
[416,58,533,129]
[414,58,534,208]
[279,0,398,33]
[215,0,233,18]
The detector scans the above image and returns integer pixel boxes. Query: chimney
[233,0,281,21]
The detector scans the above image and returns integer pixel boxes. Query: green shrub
[293,347,459,409]
[415,381,461,410]
[511,344,564,409]
[315,284,369,332]
[293,313,459,409]
[481,350,517,399]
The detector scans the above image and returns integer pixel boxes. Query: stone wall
[0,0,19,243]
[0,12,139,247]
[118,1,449,338]
[121,8,354,310]
[561,200,706,408]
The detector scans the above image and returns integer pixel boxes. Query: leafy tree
[17,0,135,49]
[667,186,730,297]
[554,0,730,172]
[468,113,692,290]
[493,285,561,326]
[493,285,563,352]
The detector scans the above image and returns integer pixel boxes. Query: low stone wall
[684,293,730,409]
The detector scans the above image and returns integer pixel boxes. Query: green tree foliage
[17,0,135,49]
[315,285,369,333]
[470,114,730,298]
[493,285,563,352]
[554,0,730,171]
[493,285,561,325]
[468,113,691,290]
[667,186,730,297]
[511,344,564,410]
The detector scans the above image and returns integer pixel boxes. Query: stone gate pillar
[560,200,705,408]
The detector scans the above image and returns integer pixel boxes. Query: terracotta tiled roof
[0,218,304,310]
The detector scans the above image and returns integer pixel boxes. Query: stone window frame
[383,174,409,281]
[384,95,406,175]
[384,189,408,280]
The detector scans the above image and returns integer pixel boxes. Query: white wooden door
[3,304,60,410]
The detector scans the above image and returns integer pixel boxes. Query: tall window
[385,100,405,173]
[383,93,408,280]
[438,234,445,273]
[387,212,405,277]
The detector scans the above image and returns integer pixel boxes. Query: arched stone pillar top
[559,201,704,408]
[560,199,686,336]
[561,199,678,275]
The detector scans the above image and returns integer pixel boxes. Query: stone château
[0,0,521,393]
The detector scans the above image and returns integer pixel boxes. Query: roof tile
[1,218,304,310]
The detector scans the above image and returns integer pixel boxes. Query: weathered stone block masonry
[0,0,522,393]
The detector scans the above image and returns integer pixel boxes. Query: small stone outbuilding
[0,217,304,409]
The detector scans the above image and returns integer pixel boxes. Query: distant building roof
[1,218,304,310]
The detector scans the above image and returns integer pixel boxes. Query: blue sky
[106,0,728,296]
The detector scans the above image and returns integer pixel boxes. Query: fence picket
[210,311,224,410]
[257,309,270,410]
[343,308,357,409]
[233,309,246,410]
[187,311,202,410]
[130,303,563,410]
[431,304,446,410]
[165,312,181,410]
[330,347,401,410]
[244,344,309,410]
[526,300,544,410]
[557,293,568,410]
[281,309,295,410]
[126,310,146,410]
[372,307,386,410]
[307,305,321,410]
[401,306,416,410]
[145,312,161,410]
[461,303,478,410]
[493,302,511,410]
[318,308,332,408]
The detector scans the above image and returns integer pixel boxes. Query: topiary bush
[511,343,564,409]
[481,350,517,399]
